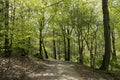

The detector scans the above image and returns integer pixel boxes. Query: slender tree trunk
[39,28,43,59]
[53,30,57,59]
[67,37,70,61]
[78,36,81,60]
[90,50,93,68]
[39,14,45,59]
[43,42,48,59]
[86,23,94,68]
[80,48,84,64]
[73,39,76,57]
[93,33,98,68]
[53,39,56,59]
[0,0,4,26]
[78,36,83,64]
[90,40,94,68]
[4,0,10,57]
[85,38,94,68]
[111,31,117,61]
[100,0,111,70]
[58,41,61,60]
[9,0,15,54]
[93,25,98,68]
[61,27,67,61]
[67,29,70,61]
[64,34,67,61]
[93,41,97,68]
[60,26,67,61]
[0,0,4,53]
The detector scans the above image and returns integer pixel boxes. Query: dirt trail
[28,60,113,80]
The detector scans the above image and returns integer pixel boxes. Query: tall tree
[53,29,57,59]
[43,41,48,59]
[111,29,117,61]
[0,0,4,53]
[66,28,71,61]
[100,0,111,70]
[4,0,10,57]
[39,15,44,59]
[9,0,16,55]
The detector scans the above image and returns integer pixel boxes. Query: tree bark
[43,42,48,59]
[39,28,43,59]
[58,41,61,60]
[53,30,57,59]
[61,26,67,61]
[100,0,111,70]
[0,0,4,53]
[4,0,10,57]
[67,29,70,61]
[9,0,15,55]
[78,36,83,64]
[64,34,67,61]
[67,37,70,61]
[53,39,56,59]
[111,31,117,61]
[39,14,45,59]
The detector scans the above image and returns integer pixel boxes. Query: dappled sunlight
[28,72,54,78]
[60,75,80,80]
[27,60,112,80]
[0,0,120,79]
[0,57,114,80]
[26,60,82,80]
[39,61,55,67]
[28,71,60,80]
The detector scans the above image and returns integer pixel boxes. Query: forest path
[28,59,113,80]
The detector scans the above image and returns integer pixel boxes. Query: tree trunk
[4,0,10,57]
[67,29,70,61]
[39,28,43,59]
[64,35,67,61]
[78,36,83,64]
[90,51,93,68]
[93,38,97,68]
[53,39,56,59]
[43,42,48,59]
[9,0,15,55]
[111,31,117,61]
[53,30,57,59]
[100,0,111,71]
[58,41,61,60]
[67,37,70,61]
[61,27,67,61]
[0,0,4,54]
[85,38,94,68]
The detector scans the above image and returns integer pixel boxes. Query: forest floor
[0,56,119,80]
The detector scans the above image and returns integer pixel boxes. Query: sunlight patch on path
[60,75,79,80]
[29,73,54,78]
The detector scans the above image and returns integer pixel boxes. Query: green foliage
[0,0,120,71]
